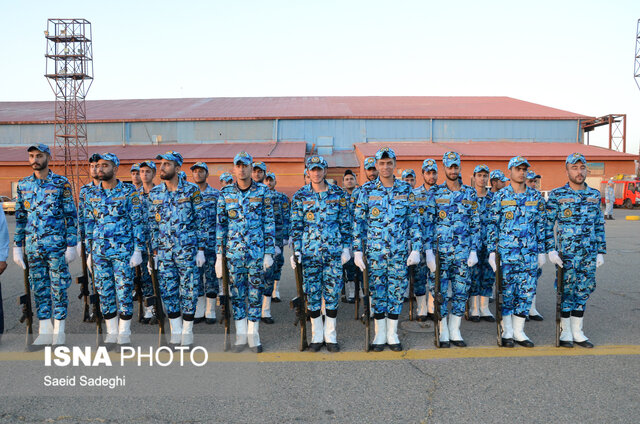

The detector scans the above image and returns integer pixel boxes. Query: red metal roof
[0,96,591,124]
[355,141,637,161]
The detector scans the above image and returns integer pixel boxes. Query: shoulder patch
[501,200,517,206]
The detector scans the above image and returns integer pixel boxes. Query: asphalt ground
[1,209,639,423]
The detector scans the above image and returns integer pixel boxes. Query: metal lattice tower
[635,19,640,91]
[44,19,93,198]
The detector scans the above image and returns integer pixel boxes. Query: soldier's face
[491,179,506,190]
[403,176,416,187]
[252,168,265,182]
[234,163,252,181]
[131,170,141,185]
[444,165,460,181]
[422,170,437,186]
[308,167,326,184]
[567,162,587,185]
[343,174,356,189]
[89,162,99,179]
[365,167,379,181]
[265,178,276,189]
[159,160,178,180]
[97,160,116,181]
[525,179,536,189]
[192,168,208,184]
[474,171,489,188]
[376,158,395,179]
[509,165,528,183]
[140,167,155,184]
[28,151,49,170]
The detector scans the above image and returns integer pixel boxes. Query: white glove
[129,250,143,268]
[13,246,26,270]
[354,251,366,272]
[215,253,223,278]
[596,254,604,268]
[76,243,82,259]
[290,252,301,269]
[87,253,93,271]
[196,250,206,267]
[275,246,282,256]
[488,252,497,272]
[65,246,78,264]
[425,249,436,273]
[407,250,421,266]
[263,253,274,270]
[537,253,546,268]
[467,251,478,268]
[341,247,351,265]
[548,250,563,268]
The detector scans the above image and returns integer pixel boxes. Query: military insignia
[371,207,380,217]
[24,200,31,209]
[311,156,320,163]
[340,198,346,206]
[228,209,238,219]
[564,209,572,217]
[155,212,161,222]
[447,152,456,159]
[306,211,314,221]
[264,197,271,205]
[63,189,71,198]
[539,203,545,211]
[93,208,99,217]
[419,207,425,214]
[438,210,447,219]
[409,193,415,201]
[471,202,478,210]
[505,211,514,220]
[193,195,202,204]
[132,196,140,205]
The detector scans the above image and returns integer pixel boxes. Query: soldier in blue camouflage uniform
[341,169,358,303]
[290,156,351,352]
[84,153,145,345]
[353,147,422,352]
[263,172,290,308]
[468,164,496,322]
[190,161,220,324]
[425,152,479,348]
[489,169,509,193]
[130,163,142,190]
[487,156,547,348]
[546,153,606,348]
[401,169,416,188]
[137,160,157,323]
[148,151,207,346]
[12,144,78,347]
[215,152,275,353]
[77,153,101,261]
[220,172,234,188]
[525,170,545,321]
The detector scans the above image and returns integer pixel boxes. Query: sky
[1,0,639,155]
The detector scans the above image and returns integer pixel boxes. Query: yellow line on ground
[1,345,639,363]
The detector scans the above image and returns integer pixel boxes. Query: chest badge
[438,210,447,219]
[24,200,31,210]
[228,209,238,219]
[505,211,514,220]
[306,211,315,221]
[564,209,572,218]
[419,207,425,215]
[155,212,162,222]
[371,207,380,217]
[93,208,99,217]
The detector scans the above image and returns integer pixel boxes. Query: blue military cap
[179,171,187,181]
[401,169,416,179]
[139,160,156,170]
[27,143,51,155]
[89,153,101,163]
[306,155,327,170]
[508,155,531,169]
[526,170,541,180]
[219,172,233,183]
[363,157,376,170]
[190,161,209,172]
[473,164,490,174]
[422,158,438,172]
[130,163,140,172]
[156,151,183,166]
[443,151,461,167]
[490,169,509,182]
[252,161,267,172]
[233,151,252,166]
[265,171,276,180]
[96,152,120,167]
[566,152,586,165]
[375,147,396,160]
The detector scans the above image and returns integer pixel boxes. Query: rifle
[18,254,33,349]
[361,257,371,352]
[408,264,416,321]
[145,248,167,347]
[87,247,104,347]
[133,265,143,323]
[495,252,504,347]
[76,244,91,322]
[353,267,361,321]
[555,253,564,348]
[219,245,231,351]
[433,249,442,348]
[290,254,308,351]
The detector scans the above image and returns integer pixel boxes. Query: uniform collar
[31,169,53,182]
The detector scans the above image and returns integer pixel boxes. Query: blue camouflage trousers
[302,250,342,312]
[157,247,199,317]
[227,256,264,322]
[264,249,285,296]
[414,259,428,297]
[27,251,71,320]
[469,248,494,297]
[343,257,360,283]
[368,252,408,315]
[501,260,537,316]
[196,249,219,298]
[432,254,470,318]
[93,255,134,318]
[140,250,154,298]
[556,253,597,313]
